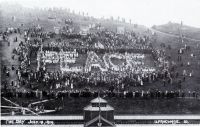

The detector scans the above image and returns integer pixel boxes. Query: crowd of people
[2,88,199,100]
[0,23,176,93]
[2,4,200,117]
[1,16,199,103]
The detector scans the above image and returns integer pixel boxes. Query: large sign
[37,51,155,73]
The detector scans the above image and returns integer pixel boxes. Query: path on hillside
[1,33,27,92]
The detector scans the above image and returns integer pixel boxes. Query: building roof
[85,115,115,127]
[84,104,114,111]
[90,97,107,103]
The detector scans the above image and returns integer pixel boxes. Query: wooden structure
[83,97,115,127]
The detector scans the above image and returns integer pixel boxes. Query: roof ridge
[91,97,107,103]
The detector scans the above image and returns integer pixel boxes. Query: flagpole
[98,90,102,127]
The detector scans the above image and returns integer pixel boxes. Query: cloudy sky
[1,0,200,27]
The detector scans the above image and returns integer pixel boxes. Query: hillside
[152,22,200,40]
[0,2,148,34]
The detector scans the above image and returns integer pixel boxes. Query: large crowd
[1,17,199,105]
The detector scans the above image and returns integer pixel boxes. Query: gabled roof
[91,97,107,103]
[84,104,114,111]
[85,115,115,127]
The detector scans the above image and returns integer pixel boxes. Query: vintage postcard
[1,0,200,126]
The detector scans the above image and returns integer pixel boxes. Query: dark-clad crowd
[1,13,200,115]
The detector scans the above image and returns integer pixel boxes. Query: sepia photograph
[1,0,200,126]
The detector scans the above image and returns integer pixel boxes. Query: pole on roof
[179,21,184,44]
[98,90,102,127]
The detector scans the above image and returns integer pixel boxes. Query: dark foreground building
[83,97,115,127]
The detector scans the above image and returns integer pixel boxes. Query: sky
[1,0,200,27]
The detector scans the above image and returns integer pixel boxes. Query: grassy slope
[153,22,200,40]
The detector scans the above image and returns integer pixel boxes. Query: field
[44,97,200,115]
[2,97,200,115]
[1,2,200,116]
[151,29,200,92]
